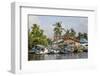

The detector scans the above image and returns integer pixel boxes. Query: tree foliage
[53,22,62,36]
[77,32,88,40]
[28,24,48,50]
[69,28,76,37]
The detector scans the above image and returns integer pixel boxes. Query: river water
[28,52,88,61]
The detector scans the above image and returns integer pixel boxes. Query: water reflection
[28,52,88,61]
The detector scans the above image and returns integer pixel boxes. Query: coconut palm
[53,22,62,40]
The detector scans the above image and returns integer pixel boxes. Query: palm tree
[70,28,76,38]
[83,33,88,40]
[53,22,62,40]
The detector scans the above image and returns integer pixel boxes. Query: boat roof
[36,45,45,48]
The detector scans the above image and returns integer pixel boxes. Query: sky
[28,15,88,39]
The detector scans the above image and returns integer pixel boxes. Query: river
[28,52,88,61]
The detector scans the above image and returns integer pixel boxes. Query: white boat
[43,48,49,54]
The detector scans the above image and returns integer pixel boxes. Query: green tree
[70,28,76,37]
[78,32,82,39]
[53,22,62,39]
[28,24,48,50]
[47,38,52,45]
[77,32,87,39]
[28,32,33,50]
[83,33,88,40]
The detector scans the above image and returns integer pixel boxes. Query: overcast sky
[28,15,88,39]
